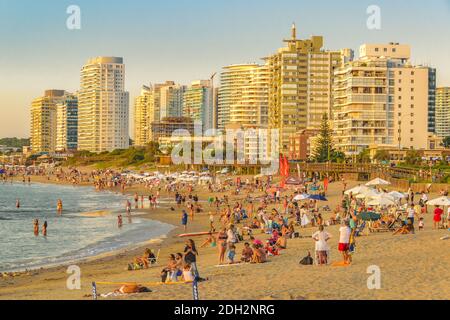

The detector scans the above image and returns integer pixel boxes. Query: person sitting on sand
[265,241,279,256]
[182,263,195,282]
[240,242,253,263]
[160,254,175,282]
[251,244,267,263]
[275,234,287,249]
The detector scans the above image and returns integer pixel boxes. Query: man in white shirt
[338,221,352,264]
[312,225,332,265]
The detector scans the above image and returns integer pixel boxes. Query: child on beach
[227,244,236,264]
[241,242,253,263]
[182,264,195,282]
[418,217,424,231]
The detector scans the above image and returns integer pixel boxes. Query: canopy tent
[355,188,381,199]
[388,191,407,199]
[367,196,395,206]
[426,196,450,206]
[344,185,372,196]
[365,178,391,187]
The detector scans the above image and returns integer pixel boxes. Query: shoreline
[0,177,183,275]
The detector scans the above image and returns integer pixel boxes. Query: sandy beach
[0,174,449,300]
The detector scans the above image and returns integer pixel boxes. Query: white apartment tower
[78,57,129,153]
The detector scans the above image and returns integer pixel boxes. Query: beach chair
[147,249,160,267]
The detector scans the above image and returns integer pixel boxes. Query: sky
[0,0,449,138]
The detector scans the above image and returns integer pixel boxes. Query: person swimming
[16,199,20,208]
[42,221,48,237]
[57,199,63,215]
[33,219,39,236]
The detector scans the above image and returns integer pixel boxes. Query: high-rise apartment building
[436,87,450,138]
[133,85,153,146]
[158,81,186,120]
[78,57,129,153]
[183,80,214,132]
[30,90,66,154]
[266,24,353,153]
[333,43,434,155]
[218,63,269,130]
[56,94,78,152]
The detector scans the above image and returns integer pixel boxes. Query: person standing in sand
[216,228,228,265]
[338,221,351,264]
[312,225,331,265]
[181,210,188,231]
[433,205,444,229]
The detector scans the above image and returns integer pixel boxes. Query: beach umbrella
[293,194,309,201]
[426,196,450,206]
[344,185,371,196]
[307,194,328,201]
[285,176,302,185]
[356,188,380,199]
[388,191,407,199]
[367,196,395,206]
[357,211,382,221]
[365,178,391,187]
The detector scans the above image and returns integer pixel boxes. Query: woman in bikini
[216,228,228,265]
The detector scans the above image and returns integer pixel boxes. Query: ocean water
[0,182,175,272]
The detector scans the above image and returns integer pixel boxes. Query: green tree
[374,150,390,163]
[0,137,30,148]
[311,113,335,163]
[405,149,422,165]
[356,148,371,163]
[330,151,346,164]
[443,137,450,148]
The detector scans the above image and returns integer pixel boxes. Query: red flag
[279,154,284,176]
[283,156,289,177]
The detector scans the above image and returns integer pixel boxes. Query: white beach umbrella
[367,196,396,206]
[293,194,309,201]
[366,178,391,187]
[388,191,407,200]
[356,188,381,199]
[344,185,371,196]
[426,197,450,206]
